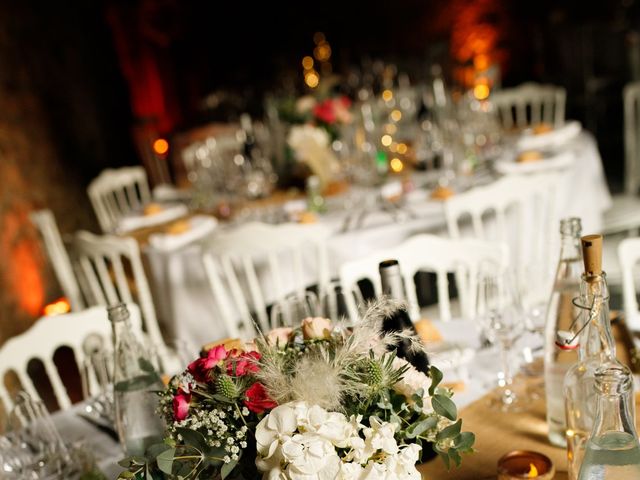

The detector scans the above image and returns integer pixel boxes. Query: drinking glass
[475,271,526,411]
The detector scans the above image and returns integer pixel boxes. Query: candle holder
[497,450,554,479]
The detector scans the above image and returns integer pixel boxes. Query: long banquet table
[139,131,611,348]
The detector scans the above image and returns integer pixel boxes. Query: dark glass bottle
[379,259,430,373]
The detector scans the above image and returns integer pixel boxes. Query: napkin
[148,215,217,251]
[516,120,582,151]
[117,203,189,233]
[494,150,575,175]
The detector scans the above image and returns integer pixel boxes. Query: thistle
[215,374,238,399]
[365,358,384,387]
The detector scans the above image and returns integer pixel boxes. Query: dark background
[3,0,640,189]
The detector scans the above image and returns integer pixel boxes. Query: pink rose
[187,344,227,382]
[243,382,277,414]
[266,327,293,348]
[227,351,261,376]
[301,317,333,340]
[172,389,191,421]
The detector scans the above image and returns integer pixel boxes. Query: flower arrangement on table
[118,300,474,479]
[275,89,353,187]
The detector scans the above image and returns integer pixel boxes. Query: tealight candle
[497,450,555,479]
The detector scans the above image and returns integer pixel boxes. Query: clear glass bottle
[578,365,640,479]
[544,217,583,447]
[564,258,633,480]
[109,303,165,456]
[306,175,326,213]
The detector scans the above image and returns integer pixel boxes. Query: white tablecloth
[145,131,610,348]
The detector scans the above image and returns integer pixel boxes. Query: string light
[153,138,169,155]
[43,297,71,316]
[397,143,408,154]
[382,89,393,102]
[390,157,404,172]
[390,109,402,122]
[381,134,392,147]
[305,70,320,88]
[473,83,490,100]
[302,56,314,69]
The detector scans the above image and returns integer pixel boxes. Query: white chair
[603,82,640,236]
[619,238,640,331]
[201,222,331,338]
[87,166,151,233]
[444,173,562,292]
[0,305,142,412]
[73,231,166,358]
[491,82,566,129]
[339,234,509,323]
[29,210,85,311]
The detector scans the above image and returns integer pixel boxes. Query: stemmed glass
[475,271,526,411]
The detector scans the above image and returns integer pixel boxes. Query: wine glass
[475,271,526,411]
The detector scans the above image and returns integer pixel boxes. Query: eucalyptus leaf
[405,416,438,439]
[428,366,443,396]
[432,394,457,421]
[449,448,462,467]
[156,447,176,475]
[221,459,239,479]
[454,431,476,451]
[436,419,462,441]
[175,427,206,451]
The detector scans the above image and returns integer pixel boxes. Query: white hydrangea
[391,357,434,413]
[255,402,422,480]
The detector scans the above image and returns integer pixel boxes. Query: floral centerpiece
[118,300,474,479]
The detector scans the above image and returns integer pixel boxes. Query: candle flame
[527,463,538,477]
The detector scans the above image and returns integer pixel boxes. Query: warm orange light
[390,157,404,172]
[304,70,319,88]
[314,43,331,62]
[313,32,326,45]
[390,109,402,122]
[381,134,392,147]
[384,124,397,135]
[153,138,169,155]
[473,84,490,100]
[43,297,71,316]
[382,89,393,102]
[527,463,538,478]
[474,54,490,71]
[397,143,408,154]
[302,56,314,69]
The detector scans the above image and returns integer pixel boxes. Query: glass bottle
[578,365,640,479]
[306,175,326,213]
[109,303,165,456]
[378,259,430,373]
[544,217,583,447]
[564,235,633,480]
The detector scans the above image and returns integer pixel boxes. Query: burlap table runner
[419,389,640,479]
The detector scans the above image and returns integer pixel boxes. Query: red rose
[313,99,336,124]
[227,351,261,377]
[243,382,277,414]
[187,345,227,382]
[173,389,191,421]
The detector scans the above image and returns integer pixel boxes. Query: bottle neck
[379,260,407,301]
[577,274,616,362]
[559,232,581,262]
[591,369,638,439]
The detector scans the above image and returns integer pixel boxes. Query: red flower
[187,345,227,382]
[243,382,277,414]
[313,99,337,124]
[227,351,261,377]
[173,389,191,421]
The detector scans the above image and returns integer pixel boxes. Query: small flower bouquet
[118,300,474,479]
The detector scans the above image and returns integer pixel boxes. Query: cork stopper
[581,234,603,277]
